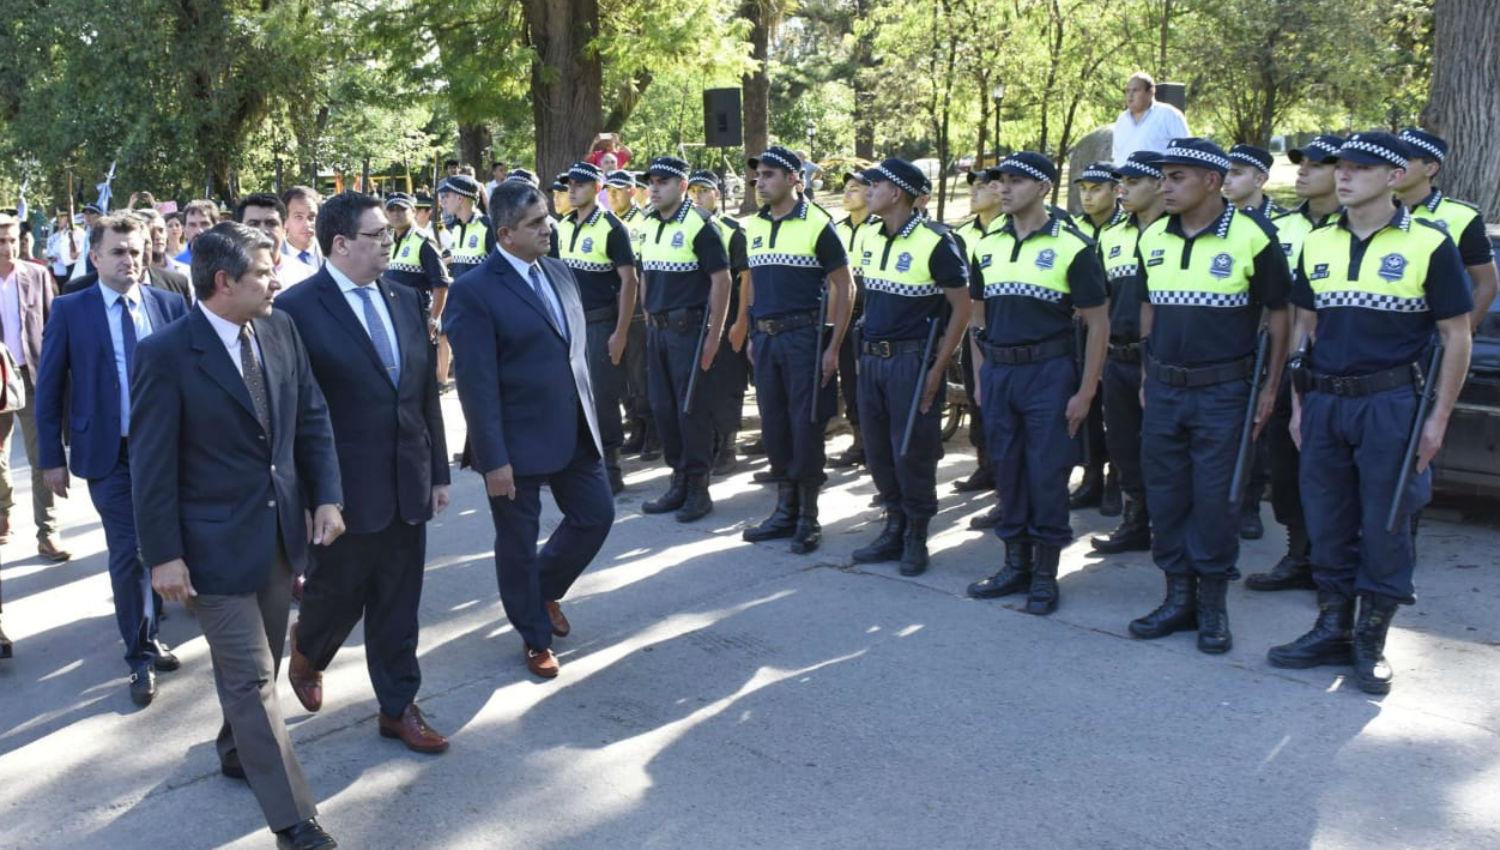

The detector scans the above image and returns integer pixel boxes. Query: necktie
[527,264,566,338]
[120,297,138,375]
[238,325,272,436]
[298,250,311,265]
[353,286,400,385]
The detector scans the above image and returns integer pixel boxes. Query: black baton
[811,285,827,424]
[1228,328,1271,507]
[1385,341,1444,533]
[899,315,942,459]
[681,309,711,415]
[1074,318,1092,469]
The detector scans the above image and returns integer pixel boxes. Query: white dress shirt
[496,246,566,334]
[1111,102,1190,165]
[199,303,263,376]
[278,241,320,288]
[326,262,400,367]
[98,283,153,436]
[46,229,81,276]
[0,268,26,366]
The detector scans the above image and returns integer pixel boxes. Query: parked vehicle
[1432,229,1500,499]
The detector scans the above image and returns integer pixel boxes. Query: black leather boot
[0,619,12,660]
[952,451,994,492]
[968,501,1004,530]
[1245,524,1316,591]
[1238,497,1264,540]
[1267,591,1355,668]
[675,474,714,523]
[743,482,798,542]
[789,484,822,554]
[967,540,1032,598]
[712,431,740,476]
[1091,496,1151,553]
[621,419,646,454]
[1025,544,1061,615]
[899,517,930,576]
[743,436,767,456]
[829,430,864,468]
[1068,466,1103,510]
[752,468,786,484]
[1129,574,1198,639]
[1100,468,1122,517]
[605,449,625,495]
[639,422,662,461]
[1352,595,1399,694]
[853,511,906,564]
[641,473,687,514]
[1195,576,1232,654]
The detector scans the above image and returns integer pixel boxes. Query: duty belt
[645,307,705,331]
[861,338,927,358]
[1145,355,1255,388]
[754,310,818,335]
[1107,341,1143,363]
[1296,363,1418,397]
[977,334,1072,365]
[584,305,618,324]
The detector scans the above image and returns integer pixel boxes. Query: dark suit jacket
[5,260,55,370]
[35,284,188,479]
[274,268,449,535]
[443,252,601,477]
[62,266,192,301]
[130,307,343,594]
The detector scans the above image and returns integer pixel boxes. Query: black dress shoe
[951,465,994,493]
[1238,507,1264,540]
[149,641,181,672]
[221,749,247,780]
[968,503,1003,530]
[129,668,156,706]
[1068,468,1103,510]
[1099,472,1122,517]
[276,818,337,850]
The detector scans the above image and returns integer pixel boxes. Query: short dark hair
[89,211,145,249]
[182,199,219,225]
[492,161,507,171]
[235,193,287,223]
[315,191,384,255]
[444,159,460,169]
[281,185,321,209]
[191,222,274,301]
[489,180,547,231]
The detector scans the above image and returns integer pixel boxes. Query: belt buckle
[872,340,892,357]
[1165,364,1189,387]
[1329,375,1355,396]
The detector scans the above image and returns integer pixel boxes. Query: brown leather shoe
[378,703,449,754]
[545,600,571,638]
[287,622,323,712]
[525,646,559,679]
[37,536,71,562]
[0,514,10,545]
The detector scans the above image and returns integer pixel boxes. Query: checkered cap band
[749,253,821,269]
[1148,289,1251,308]
[568,163,604,183]
[688,174,719,189]
[874,166,923,197]
[1312,290,1428,313]
[1300,139,1342,160]
[1117,160,1163,180]
[1078,165,1116,183]
[1399,132,1445,162]
[605,171,635,189]
[1228,150,1270,173]
[758,150,800,172]
[999,158,1053,183]
[649,160,690,180]
[642,259,699,273]
[1340,139,1408,168]
[863,276,941,297]
[1164,144,1231,171]
[980,281,1066,303]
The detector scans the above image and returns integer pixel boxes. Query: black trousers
[646,322,720,476]
[1266,378,1304,530]
[708,332,750,440]
[297,518,426,719]
[959,330,986,456]
[585,316,626,459]
[624,311,653,426]
[1101,357,1145,499]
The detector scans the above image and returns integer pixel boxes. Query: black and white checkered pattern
[1228,150,1270,173]
[1148,289,1251,308]
[749,253,820,269]
[875,166,922,198]
[564,258,615,273]
[649,159,690,180]
[1313,290,1428,313]
[1106,262,1138,280]
[389,260,423,274]
[1078,165,1116,183]
[758,150,800,172]
[1339,139,1407,168]
[1165,144,1231,171]
[1400,132,1445,162]
[1000,158,1053,183]
[980,281,1066,302]
[863,276,940,297]
[1117,159,1162,180]
[642,260,700,273]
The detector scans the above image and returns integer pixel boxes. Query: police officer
[687,170,753,475]
[384,192,451,330]
[550,173,573,219]
[950,166,1006,502]
[963,152,1109,614]
[1395,128,1500,327]
[738,147,854,554]
[1242,134,1346,592]
[1224,144,1284,219]
[551,161,640,494]
[1128,138,1292,655]
[439,174,494,282]
[605,168,657,458]
[830,171,882,470]
[1090,151,1166,554]
[637,156,733,522]
[848,158,972,575]
[1070,160,1128,516]
[1269,132,1472,694]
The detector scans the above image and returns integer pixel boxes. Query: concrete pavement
[1,393,1497,850]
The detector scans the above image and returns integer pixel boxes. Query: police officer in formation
[604,168,658,459]
[1223,144,1284,219]
[438,174,495,282]
[963,152,1109,615]
[687,170,754,475]
[847,158,971,576]
[551,161,640,494]
[1269,131,1472,694]
[830,171,882,470]
[1089,150,1166,556]
[1128,138,1292,654]
[383,193,451,327]
[1070,161,1127,516]
[636,156,733,522]
[737,147,855,554]
[949,166,1004,508]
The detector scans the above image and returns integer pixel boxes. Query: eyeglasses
[356,227,396,243]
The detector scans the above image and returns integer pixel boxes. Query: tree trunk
[522,0,604,197]
[852,0,877,160]
[457,123,493,171]
[739,0,772,214]
[975,76,990,178]
[1423,0,1500,220]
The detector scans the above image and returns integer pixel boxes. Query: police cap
[1287,134,1346,165]
[82,203,103,215]
[1159,137,1232,174]
[688,170,722,192]
[412,192,434,209]
[550,174,569,193]
[564,161,605,185]
[1398,128,1447,163]
[860,158,929,198]
[383,192,415,210]
[439,174,481,200]
[1228,144,1273,174]
[504,168,540,188]
[1112,151,1165,180]
[1073,160,1118,184]
[604,170,635,190]
[646,156,691,181]
[1334,132,1411,168]
[995,151,1059,184]
[748,146,802,174]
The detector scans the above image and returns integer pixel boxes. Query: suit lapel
[140,289,168,334]
[189,309,260,426]
[378,278,421,391]
[316,272,392,385]
[251,315,291,445]
[83,287,116,372]
[496,256,565,342]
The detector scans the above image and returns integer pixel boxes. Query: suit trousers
[86,443,158,672]
[1101,357,1146,499]
[0,367,59,540]
[296,518,426,719]
[487,424,613,651]
[195,546,317,831]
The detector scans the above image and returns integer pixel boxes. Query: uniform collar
[1244,196,1278,218]
[1165,200,1236,240]
[1288,200,1339,226]
[758,197,810,222]
[879,210,924,240]
[1419,188,1444,213]
[840,212,878,229]
[1336,201,1412,234]
[647,199,694,223]
[1000,209,1065,241]
[566,205,605,227]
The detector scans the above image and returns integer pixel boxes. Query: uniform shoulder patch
[921,220,952,235]
[807,200,836,223]
[1060,223,1096,248]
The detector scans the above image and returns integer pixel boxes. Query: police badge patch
[752,235,764,249]
[468,235,479,248]
[1208,252,1234,279]
[979,253,993,269]
[1430,219,1449,232]
[1310,263,1330,281]
[581,237,594,253]
[671,231,685,248]
[1108,245,1122,258]
[1378,253,1407,281]
[895,252,913,273]
[1035,249,1056,270]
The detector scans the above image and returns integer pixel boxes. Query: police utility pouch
[0,345,24,413]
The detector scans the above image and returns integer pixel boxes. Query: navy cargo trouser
[646,312,719,477]
[753,323,838,486]
[584,311,626,460]
[858,343,944,521]
[1101,355,1145,500]
[981,353,1077,548]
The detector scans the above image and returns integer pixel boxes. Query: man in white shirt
[280,185,324,283]
[1111,72,1189,165]
[45,210,82,283]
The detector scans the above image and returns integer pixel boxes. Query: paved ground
[1,393,1497,850]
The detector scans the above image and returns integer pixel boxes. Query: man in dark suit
[275,192,451,753]
[132,222,344,850]
[0,213,68,560]
[35,212,188,704]
[445,180,614,680]
[61,210,193,301]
